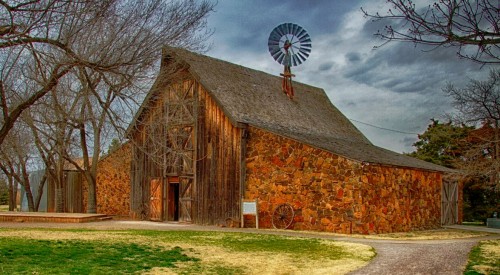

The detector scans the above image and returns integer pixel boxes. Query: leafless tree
[0,122,37,211]
[3,0,215,213]
[0,0,107,146]
[0,0,215,153]
[444,69,500,190]
[362,0,500,64]
[23,82,80,212]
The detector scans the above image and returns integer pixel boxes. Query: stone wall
[95,143,132,216]
[244,127,442,234]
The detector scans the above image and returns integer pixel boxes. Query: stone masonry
[244,127,441,234]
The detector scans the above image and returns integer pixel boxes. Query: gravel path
[1,220,499,274]
[349,240,478,275]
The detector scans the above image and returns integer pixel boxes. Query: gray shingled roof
[129,47,452,173]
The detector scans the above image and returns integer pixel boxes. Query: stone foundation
[244,127,441,234]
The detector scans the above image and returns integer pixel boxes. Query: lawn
[0,205,8,212]
[0,229,375,274]
[464,239,500,275]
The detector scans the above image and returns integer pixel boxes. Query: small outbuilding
[127,47,459,233]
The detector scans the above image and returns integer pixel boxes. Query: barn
[127,47,459,234]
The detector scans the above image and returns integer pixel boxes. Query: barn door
[163,81,197,223]
[149,178,163,221]
[179,177,193,222]
[441,180,458,225]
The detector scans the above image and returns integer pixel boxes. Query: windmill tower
[268,23,312,99]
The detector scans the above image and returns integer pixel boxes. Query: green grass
[0,229,374,274]
[0,205,8,211]
[0,237,198,274]
[464,240,500,275]
[134,230,347,259]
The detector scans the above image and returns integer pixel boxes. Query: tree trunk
[55,157,65,212]
[7,175,15,211]
[494,119,499,191]
[86,174,97,213]
[23,180,35,212]
[34,174,47,212]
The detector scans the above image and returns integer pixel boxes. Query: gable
[166,48,371,145]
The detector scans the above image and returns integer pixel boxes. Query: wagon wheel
[272,203,294,229]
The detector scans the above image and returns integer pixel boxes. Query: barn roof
[128,47,452,173]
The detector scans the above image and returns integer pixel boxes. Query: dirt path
[1,220,499,275]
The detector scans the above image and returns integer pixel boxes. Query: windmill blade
[300,44,312,51]
[285,23,293,35]
[291,23,299,37]
[300,43,312,49]
[296,29,308,40]
[269,31,282,43]
[272,51,284,62]
[297,51,308,62]
[301,34,311,42]
[270,50,282,61]
[292,55,300,66]
[298,49,310,59]
[276,53,285,64]
[277,24,287,36]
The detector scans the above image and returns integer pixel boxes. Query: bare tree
[362,0,500,64]
[444,69,500,190]
[6,0,215,213]
[0,122,37,211]
[0,0,109,146]
[23,82,81,212]
[0,0,215,151]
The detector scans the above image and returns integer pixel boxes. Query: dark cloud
[346,52,361,62]
[318,62,334,71]
[343,39,486,96]
[206,1,493,153]
[209,0,366,55]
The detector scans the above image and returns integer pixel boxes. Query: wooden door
[149,178,162,221]
[441,180,458,225]
[179,177,193,222]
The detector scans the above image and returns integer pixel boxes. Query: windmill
[268,23,312,99]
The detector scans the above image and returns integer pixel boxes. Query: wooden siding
[195,84,242,224]
[130,77,242,224]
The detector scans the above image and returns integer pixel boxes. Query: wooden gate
[441,180,458,225]
[149,178,163,221]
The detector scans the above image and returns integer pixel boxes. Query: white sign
[241,199,259,229]
[242,201,257,215]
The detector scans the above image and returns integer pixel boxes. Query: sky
[203,0,490,153]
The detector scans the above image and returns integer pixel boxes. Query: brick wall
[244,127,442,234]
